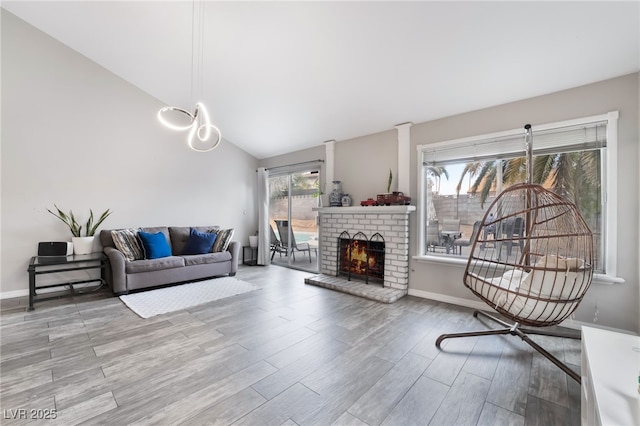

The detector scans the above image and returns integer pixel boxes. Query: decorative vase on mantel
[329,180,343,207]
[341,194,352,207]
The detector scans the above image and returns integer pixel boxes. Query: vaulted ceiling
[3,1,639,159]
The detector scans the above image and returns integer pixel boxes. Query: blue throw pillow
[138,231,172,259]
[182,228,217,255]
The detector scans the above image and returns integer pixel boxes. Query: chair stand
[436,310,581,383]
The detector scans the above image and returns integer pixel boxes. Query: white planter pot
[249,236,258,248]
[72,236,95,255]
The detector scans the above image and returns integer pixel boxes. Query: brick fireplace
[305,205,415,302]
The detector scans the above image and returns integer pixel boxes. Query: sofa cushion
[100,229,116,248]
[125,256,185,274]
[182,251,232,266]
[139,231,172,259]
[111,228,144,261]
[140,226,172,246]
[182,228,217,255]
[211,228,234,252]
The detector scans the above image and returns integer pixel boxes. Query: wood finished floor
[0,265,581,425]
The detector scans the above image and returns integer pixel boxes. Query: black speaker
[38,241,73,256]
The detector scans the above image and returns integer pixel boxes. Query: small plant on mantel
[47,205,112,237]
[387,168,393,193]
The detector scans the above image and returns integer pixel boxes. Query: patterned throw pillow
[111,228,144,261]
[211,228,234,252]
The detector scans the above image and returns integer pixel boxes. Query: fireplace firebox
[337,231,385,284]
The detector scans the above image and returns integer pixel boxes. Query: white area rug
[119,277,261,318]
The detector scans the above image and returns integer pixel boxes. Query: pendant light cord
[190,0,195,108]
[198,1,205,103]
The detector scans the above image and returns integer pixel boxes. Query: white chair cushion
[468,255,586,322]
[520,255,586,299]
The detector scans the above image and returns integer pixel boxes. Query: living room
[2,2,639,425]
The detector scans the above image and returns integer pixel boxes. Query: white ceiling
[4,1,639,159]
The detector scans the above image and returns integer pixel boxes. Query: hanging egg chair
[436,125,594,383]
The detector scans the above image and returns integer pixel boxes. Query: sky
[437,163,470,195]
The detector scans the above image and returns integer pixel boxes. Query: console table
[27,253,109,310]
[581,326,640,426]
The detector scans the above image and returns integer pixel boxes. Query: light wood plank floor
[0,265,581,425]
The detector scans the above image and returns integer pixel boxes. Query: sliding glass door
[269,169,320,272]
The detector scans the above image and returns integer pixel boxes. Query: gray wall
[1,11,259,296]
[334,129,398,204]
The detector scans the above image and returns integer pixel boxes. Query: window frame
[414,111,623,285]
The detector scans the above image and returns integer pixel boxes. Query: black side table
[27,253,109,310]
[242,246,258,266]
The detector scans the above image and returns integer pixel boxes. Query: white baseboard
[0,289,29,300]
[408,288,635,334]
[408,288,489,311]
[561,318,636,334]
[1,281,103,301]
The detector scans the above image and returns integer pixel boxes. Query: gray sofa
[100,226,240,295]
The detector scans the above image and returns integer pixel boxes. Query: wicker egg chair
[436,126,594,383]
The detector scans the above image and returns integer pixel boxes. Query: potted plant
[47,205,112,254]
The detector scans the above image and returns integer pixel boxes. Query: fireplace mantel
[313,205,416,214]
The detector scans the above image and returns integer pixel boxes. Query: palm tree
[538,151,601,225]
[454,162,482,218]
[469,151,601,210]
[292,173,313,191]
[426,165,449,194]
[269,175,288,198]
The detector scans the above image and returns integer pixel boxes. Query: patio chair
[269,225,287,260]
[441,218,461,254]
[275,220,317,263]
[425,220,442,252]
[452,220,482,255]
[495,216,525,259]
[481,212,497,249]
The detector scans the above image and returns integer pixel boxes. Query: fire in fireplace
[338,231,385,283]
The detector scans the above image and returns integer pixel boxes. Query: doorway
[269,169,320,272]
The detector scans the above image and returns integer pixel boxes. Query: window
[416,112,619,276]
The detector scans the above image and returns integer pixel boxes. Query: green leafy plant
[312,177,323,197]
[47,205,112,237]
